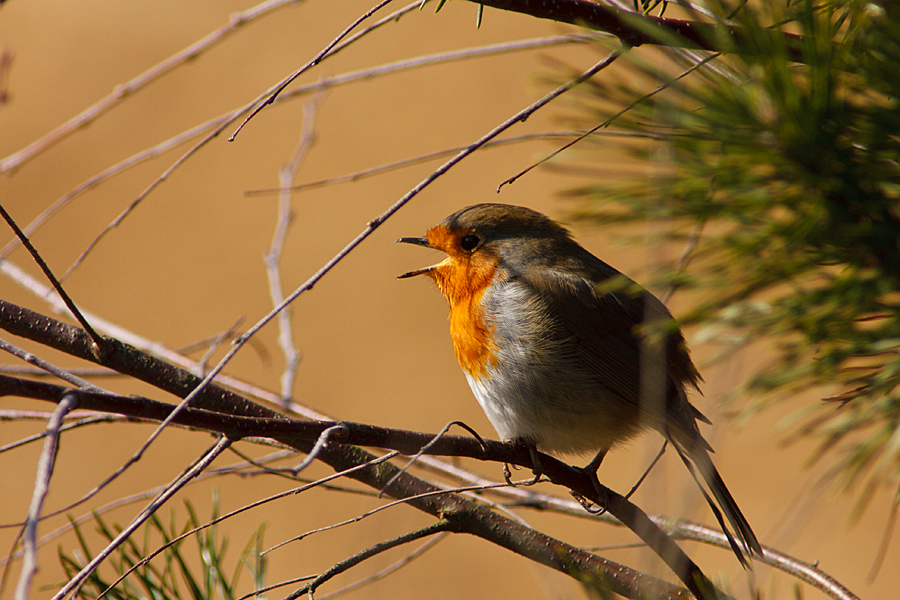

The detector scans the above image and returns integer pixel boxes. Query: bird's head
[397,203,573,305]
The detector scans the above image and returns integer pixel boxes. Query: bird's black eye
[460,234,480,251]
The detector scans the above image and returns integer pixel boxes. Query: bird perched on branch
[398,203,762,564]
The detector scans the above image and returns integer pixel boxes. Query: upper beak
[396,237,430,248]
[396,236,436,279]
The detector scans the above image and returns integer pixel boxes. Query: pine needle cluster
[569,0,900,513]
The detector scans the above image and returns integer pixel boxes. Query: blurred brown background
[1,1,896,598]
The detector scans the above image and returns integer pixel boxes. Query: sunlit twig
[12,393,75,600]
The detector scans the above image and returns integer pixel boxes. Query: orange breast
[449,286,497,379]
[425,242,500,379]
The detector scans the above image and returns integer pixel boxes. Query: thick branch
[472,0,804,59]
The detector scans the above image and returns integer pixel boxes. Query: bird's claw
[570,490,608,515]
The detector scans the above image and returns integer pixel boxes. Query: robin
[398,203,762,564]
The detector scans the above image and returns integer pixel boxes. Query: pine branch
[466,0,805,60]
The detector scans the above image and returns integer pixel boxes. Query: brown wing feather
[520,261,708,451]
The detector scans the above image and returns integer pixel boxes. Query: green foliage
[568,0,900,512]
[56,498,267,600]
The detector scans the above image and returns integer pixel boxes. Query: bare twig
[52,435,233,600]
[0,338,105,392]
[264,480,513,556]
[13,393,76,600]
[624,440,667,500]
[498,51,720,191]
[244,130,664,197]
[266,96,323,405]
[0,365,121,377]
[0,0,302,174]
[235,575,317,600]
[379,420,487,497]
[288,521,453,600]
[197,317,245,377]
[317,533,447,600]
[230,0,395,140]
[0,413,123,456]
[95,451,401,600]
[291,425,347,474]
[0,204,104,351]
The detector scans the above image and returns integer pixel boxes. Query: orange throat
[427,258,499,380]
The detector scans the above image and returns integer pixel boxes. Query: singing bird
[398,203,762,563]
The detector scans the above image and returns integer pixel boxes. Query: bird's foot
[570,490,607,514]
[576,449,609,514]
[502,440,543,486]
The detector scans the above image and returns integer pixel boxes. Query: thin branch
[264,480,513,557]
[379,420,487,497]
[235,575,317,600]
[196,318,245,377]
[288,521,453,600]
[267,96,323,405]
[291,425,347,475]
[12,393,76,600]
[0,0,302,174]
[0,338,105,392]
[0,413,124,456]
[51,435,233,600]
[245,130,663,197]
[498,51,719,191]
[0,365,122,377]
[0,204,104,351]
[230,0,395,139]
[317,532,447,600]
[95,452,400,600]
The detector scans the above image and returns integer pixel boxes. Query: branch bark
[468,0,804,60]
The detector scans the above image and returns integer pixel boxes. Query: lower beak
[397,266,436,279]
[396,236,437,279]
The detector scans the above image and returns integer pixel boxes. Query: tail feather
[674,443,763,566]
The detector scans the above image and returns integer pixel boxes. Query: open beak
[396,236,437,279]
